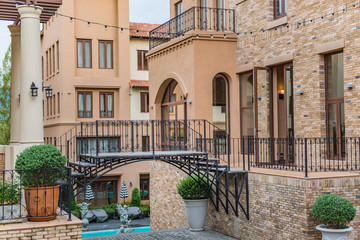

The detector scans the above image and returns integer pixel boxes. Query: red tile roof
[129,22,161,38]
[129,80,149,88]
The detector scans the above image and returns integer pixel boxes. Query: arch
[154,72,189,105]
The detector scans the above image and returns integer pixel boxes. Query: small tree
[177,175,210,200]
[130,187,141,207]
[312,194,356,229]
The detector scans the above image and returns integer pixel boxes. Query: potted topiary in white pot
[177,175,210,231]
[312,194,356,240]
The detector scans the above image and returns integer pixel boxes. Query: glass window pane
[275,0,282,16]
[86,93,92,117]
[107,94,113,117]
[143,51,148,70]
[326,52,344,99]
[99,42,105,69]
[78,93,84,117]
[85,41,91,68]
[77,41,83,68]
[284,0,287,13]
[213,77,227,132]
[107,43,112,69]
[240,73,253,108]
[100,94,105,117]
[137,51,142,70]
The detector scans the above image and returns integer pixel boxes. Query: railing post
[203,120,207,153]
[247,137,251,171]
[131,121,134,152]
[66,140,70,167]
[151,120,155,154]
[96,120,99,156]
[305,138,308,178]
[242,138,245,170]
[80,122,83,157]
[227,134,231,169]
[67,167,72,221]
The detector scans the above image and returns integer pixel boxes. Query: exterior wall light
[43,83,53,98]
[296,90,304,95]
[345,83,354,89]
[279,89,285,99]
[30,82,38,97]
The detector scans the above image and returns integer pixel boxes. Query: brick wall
[0,216,82,240]
[0,154,5,170]
[231,0,360,138]
[150,162,360,239]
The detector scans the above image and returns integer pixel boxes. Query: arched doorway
[212,74,228,134]
[161,80,187,149]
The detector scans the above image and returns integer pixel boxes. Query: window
[77,137,120,155]
[100,92,114,118]
[274,0,287,19]
[78,92,92,118]
[99,41,113,69]
[49,95,52,116]
[140,92,149,113]
[53,94,56,117]
[57,92,60,115]
[42,57,44,80]
[175,1,183,32]
[325,52,344,158]
[77,180,118,207]
[140,174,150,200]
[52,44,55,74]
[42,100,44,119]
[56,41,59,71]
[77,39,92,68]
[46,99,49,117]
[49,47,52,75]
[46,50,49,78]
[240,72,254,154]
[137,50,148,71]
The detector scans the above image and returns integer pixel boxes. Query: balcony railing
[149,6,236,49]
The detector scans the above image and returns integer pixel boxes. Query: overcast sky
[0,0,169,67]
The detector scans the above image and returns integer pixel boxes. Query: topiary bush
[15,145,67,187]
[312,194,356,229]
[130,187,141,207]
[177,175,210,200]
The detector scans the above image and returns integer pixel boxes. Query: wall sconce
[30,82,38,97]
[345,83,354,89]
[149,106,154,109]
[186,100,192,104]
[278,89,285,99]
[296,90,304,95]
[130,182,133,187]
[42,83,53,98]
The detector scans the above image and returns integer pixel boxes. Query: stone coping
[0,215,82,232]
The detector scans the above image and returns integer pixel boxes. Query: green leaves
[312,194,356,229]
[0,180,21,205]
[0,45,11,145]
[130,187,141,207]
[15,145,67,187]
[177,175,210,200]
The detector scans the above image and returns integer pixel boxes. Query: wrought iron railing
[232,137,360,177]
[0,168,72,222]
[149,6,236,49]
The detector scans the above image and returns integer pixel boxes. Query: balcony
[149,7,235,49]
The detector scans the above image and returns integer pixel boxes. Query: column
[8,25,21,145]
[17,5,44,144]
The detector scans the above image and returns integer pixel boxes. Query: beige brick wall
[150,162,360,239]
[0,217,82,240]
[231,0,360,138]
[0,154,5,170]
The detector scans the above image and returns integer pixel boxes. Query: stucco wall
[130,38,149,81]
[130,88,150,120]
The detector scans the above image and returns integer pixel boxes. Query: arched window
[212,74,228,133]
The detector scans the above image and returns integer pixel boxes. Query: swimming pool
[82,226,151,238]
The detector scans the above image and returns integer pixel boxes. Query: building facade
[41,0,155,204]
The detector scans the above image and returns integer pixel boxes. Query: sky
[0,0,170,67]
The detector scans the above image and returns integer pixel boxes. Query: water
[82,226,151,238]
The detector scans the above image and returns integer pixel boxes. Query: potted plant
[177,175,210,231]
[312,194,356,240]
[0,180,22,223]
[15,145,66,222]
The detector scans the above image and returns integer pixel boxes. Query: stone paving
[84,228,237,240]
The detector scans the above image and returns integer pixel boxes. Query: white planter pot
[316,224,353,240]
[0,204,22,224]
[184,199,208,231]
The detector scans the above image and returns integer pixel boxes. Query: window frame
[274,0,287,20]
[77,91,93,118]
[77,39,92,68]
[56,40,60,72]
[140,92,149,113]
[140,174,150,201]
[99,92,114,118]
[98,40,113,69]
[137,50,148,71]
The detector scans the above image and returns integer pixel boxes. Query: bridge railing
[231,137,360,177]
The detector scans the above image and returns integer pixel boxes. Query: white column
[17,5,44,144]
[8,25,21,145]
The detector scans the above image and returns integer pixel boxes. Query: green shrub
[130,188,141,207]
[0,181,21,205]
[15,145,67,187]
[139,205,150,217]
[312,194,356,229]
[177,175,210,200]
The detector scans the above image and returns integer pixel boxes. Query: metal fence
[0,168,72,222]
[149,6,236,49]
[233,137,360,177]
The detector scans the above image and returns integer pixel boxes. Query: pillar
[8,25,21,145]
[17,5,44,144]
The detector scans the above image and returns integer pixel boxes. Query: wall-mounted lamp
[149,106,154,109]
[186,100,192,104]
[345,83,354,89]
[296,90,304,95]
[278,89,285,99]
[130,181,133,187]
[44,85,53,98]
[30,82,38,97]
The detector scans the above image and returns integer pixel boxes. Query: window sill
[266,16,288,30]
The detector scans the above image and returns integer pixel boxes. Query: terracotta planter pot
[25,185,60,222]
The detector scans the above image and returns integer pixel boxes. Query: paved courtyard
[84,228,237,240]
